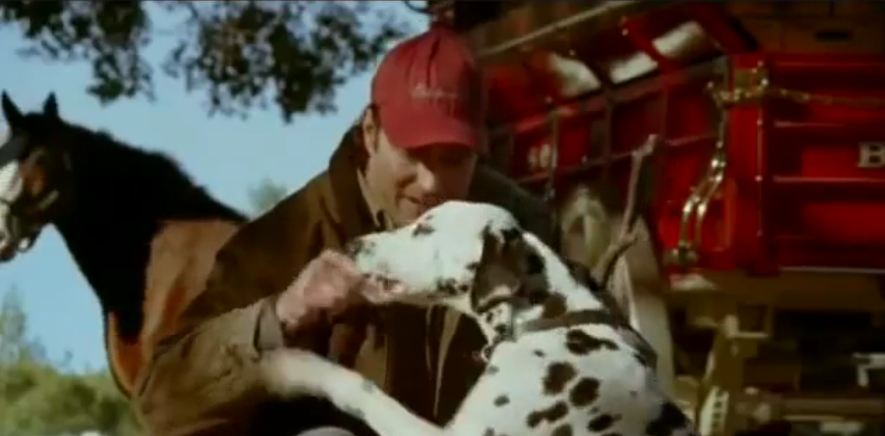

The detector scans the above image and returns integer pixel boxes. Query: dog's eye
[526,253,544,275]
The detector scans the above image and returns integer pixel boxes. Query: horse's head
[0,91,73,262]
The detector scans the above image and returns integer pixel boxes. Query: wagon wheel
[557,183,676,396]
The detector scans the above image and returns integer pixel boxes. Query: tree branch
[0,1,413,123]
[402,1,431,14]
[591,134,660,289]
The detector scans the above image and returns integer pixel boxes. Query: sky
[0,2,428,373]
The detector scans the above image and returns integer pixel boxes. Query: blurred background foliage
[1,289,142,436]
[0,0,414,123]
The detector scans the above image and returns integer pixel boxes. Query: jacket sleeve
[171,180,325,341]
[141,185,320,388]
[132,294,287,435]
[133,190,321,431]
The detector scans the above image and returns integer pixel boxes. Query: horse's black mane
[27,115,251,343]
[58,120,247,223]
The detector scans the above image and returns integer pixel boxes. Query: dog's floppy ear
[471,226,547,309]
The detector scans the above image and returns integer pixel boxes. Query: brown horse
[0,91,247,396]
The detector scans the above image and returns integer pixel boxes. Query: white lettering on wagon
[858,142,885,168]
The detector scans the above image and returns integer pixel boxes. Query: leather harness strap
[520,308,621,334]
[475,308,620,363]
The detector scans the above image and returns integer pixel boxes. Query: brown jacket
[132,129,556,435]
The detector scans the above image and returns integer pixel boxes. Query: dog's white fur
[262,201,696,436]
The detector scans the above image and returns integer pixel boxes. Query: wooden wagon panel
[454,0,885,275]
[728,54,885,273]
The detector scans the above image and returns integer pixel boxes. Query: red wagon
[425,1,885,433]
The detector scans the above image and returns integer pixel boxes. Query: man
[133,25,556,436]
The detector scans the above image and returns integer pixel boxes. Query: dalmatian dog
[262,200,696,436]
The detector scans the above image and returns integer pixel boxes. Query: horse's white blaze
[0,130,25,207]
[0,160,23,241]
[0,161,23,199]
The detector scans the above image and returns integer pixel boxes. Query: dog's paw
[260,349,330,399]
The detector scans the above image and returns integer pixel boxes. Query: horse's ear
[43,92,59,120]
[2,91,23,129]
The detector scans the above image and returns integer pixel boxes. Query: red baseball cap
[370,24,484,150]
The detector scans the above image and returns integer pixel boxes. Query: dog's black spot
[411,221,434,237]
[526,288,549,305]
[483,428,495,436]
[436,277,460,296]
[344,238,371,258]
[466,261,480,272]
[494,394,510,406]
[645,403,689,436]
[569,377,600,407]
[501,227,521,243]
[551,424,573,436]
[526,251,545,275]
[541,294,567,319]
[526,401,568,428]
[484,312,494,324]
[634,351,650,368]
[457,283,469,293]
[494,324,508,336]
[543,361,577,395]
[361,379,376,393]
[588,414,619,432]
[565,329,618,355]
[634,340,659,368]
[375,275,401,293]
[474,295,511,315]
[534,350,545,357]
[485,364,499,375]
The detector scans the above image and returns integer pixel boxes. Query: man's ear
[360,106,379,157]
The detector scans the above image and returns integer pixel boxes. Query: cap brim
[378,104,480,150]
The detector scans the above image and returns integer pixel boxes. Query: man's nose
[415,163,440,194]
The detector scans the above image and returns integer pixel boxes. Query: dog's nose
[345,234,380,259]
[343,239,366,259]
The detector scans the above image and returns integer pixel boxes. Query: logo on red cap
[410,83,460,101]
[370,26,484,150]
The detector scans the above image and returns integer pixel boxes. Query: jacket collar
[356,167,394,231]
[323,128,384,242]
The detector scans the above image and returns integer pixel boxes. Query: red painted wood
[481,3,885,274]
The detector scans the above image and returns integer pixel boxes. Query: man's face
[361,109,478,228]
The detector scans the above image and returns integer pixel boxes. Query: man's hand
[275,249,369,338]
